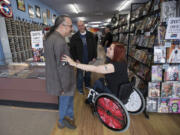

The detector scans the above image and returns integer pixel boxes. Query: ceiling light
[119,0,132,11]
[90,24,99,28]
[69,4,79,14]
[77,17,86,21]
[88,21,102,24]
[4,0,10,4]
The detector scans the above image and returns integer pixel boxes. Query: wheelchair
[86,77,145,132]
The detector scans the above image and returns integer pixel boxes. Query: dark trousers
[77,69,91,93]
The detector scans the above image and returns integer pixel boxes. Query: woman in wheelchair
[62,42,129,101]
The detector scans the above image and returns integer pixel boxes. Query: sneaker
[57,122,65,129]
[85,99,90,104]
[63,117,76,129]
[79,91,84,95]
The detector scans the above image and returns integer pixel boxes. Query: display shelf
[5,18,47,62]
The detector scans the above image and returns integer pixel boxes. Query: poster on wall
[165,17,180,40]
[16,0,25,12]
[30,31,44,62]
[42,12,47,25]
[47,9,50,19]
[35,5,41,18]
[28,5,34,18]
[52,14,56,24]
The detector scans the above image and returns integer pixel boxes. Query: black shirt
[105,61,129,97]
[103,32,113,47]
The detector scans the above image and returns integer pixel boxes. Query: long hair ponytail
[45,15,69,39]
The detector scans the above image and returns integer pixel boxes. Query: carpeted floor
[0,105,58,135]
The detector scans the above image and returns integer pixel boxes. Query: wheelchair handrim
[94,93,130,132]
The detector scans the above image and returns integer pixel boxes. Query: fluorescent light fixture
[106,18,111,23]
[119,0,132,11]
[88,21,102,24]
[103,22,109,26]
[77,17,86,21]
[90,24,99,28]
[4,0,10,4]
[69,4,79,14]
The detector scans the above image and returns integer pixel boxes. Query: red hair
[111,42,126,62]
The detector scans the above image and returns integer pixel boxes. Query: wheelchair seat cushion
[118,83,133,104]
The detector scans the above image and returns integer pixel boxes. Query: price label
[143,11,146,16]
[163,64,169,69]
[154,5,159,11]
[145,32,150,36]
[165,42,171,47]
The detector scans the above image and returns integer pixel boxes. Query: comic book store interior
[0,0,180,135]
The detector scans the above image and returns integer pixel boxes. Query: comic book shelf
[110,0,161,118]
[127,0,160,98]
[146,0,180,114]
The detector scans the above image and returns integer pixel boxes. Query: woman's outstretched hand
[61,55,76,67]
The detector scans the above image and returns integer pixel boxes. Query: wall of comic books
[5,17,46,62]
[146,0,180,113]
[126,0,160,95]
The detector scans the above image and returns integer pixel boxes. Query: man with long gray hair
[44,15,76,129]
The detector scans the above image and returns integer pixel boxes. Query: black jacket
[70,31,97,63]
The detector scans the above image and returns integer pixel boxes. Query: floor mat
[0,105,58,135]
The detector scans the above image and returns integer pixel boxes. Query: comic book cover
[158,25,166,46]
[148,82,161,97]
[166,44,180,63]
[148,35,155,48]
[173,82,180,98]
[160,1,176,22]
[169,98,180,113]
[158,98,170,113]
[161,82,173,97]
[164,66,179,81]
[152,65,162,81]
[146,97,159,112]
[154,46,166,63]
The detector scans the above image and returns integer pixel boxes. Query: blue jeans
[93,78,112,94]
[77,69,91,93]
[59,96,74,125]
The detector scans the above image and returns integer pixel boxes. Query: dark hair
[45,15,70,39]
[111,42,126,62]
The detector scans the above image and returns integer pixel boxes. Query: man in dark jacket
[70,20,97,94]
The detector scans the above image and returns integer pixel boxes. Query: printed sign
[165,17,180,40]
[30,31,43,49]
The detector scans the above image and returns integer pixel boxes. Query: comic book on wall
[169,98,180,113]
[146,97,159,112]
[152,65,162,81]
[161,82,173,97]
[158,25,166,46]
[174,82,180,98]
[148,35,155,48]
[160,1,176,23]
[148,82,161,97]
[154,46,166,63]
[158,98,170,113]
[164,66,179,81]
[166,44,180,63]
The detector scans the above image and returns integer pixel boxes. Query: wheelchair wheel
[124,88,145,115]
[94,93,130,132]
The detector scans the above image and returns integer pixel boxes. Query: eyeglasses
[63,23,72,28]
